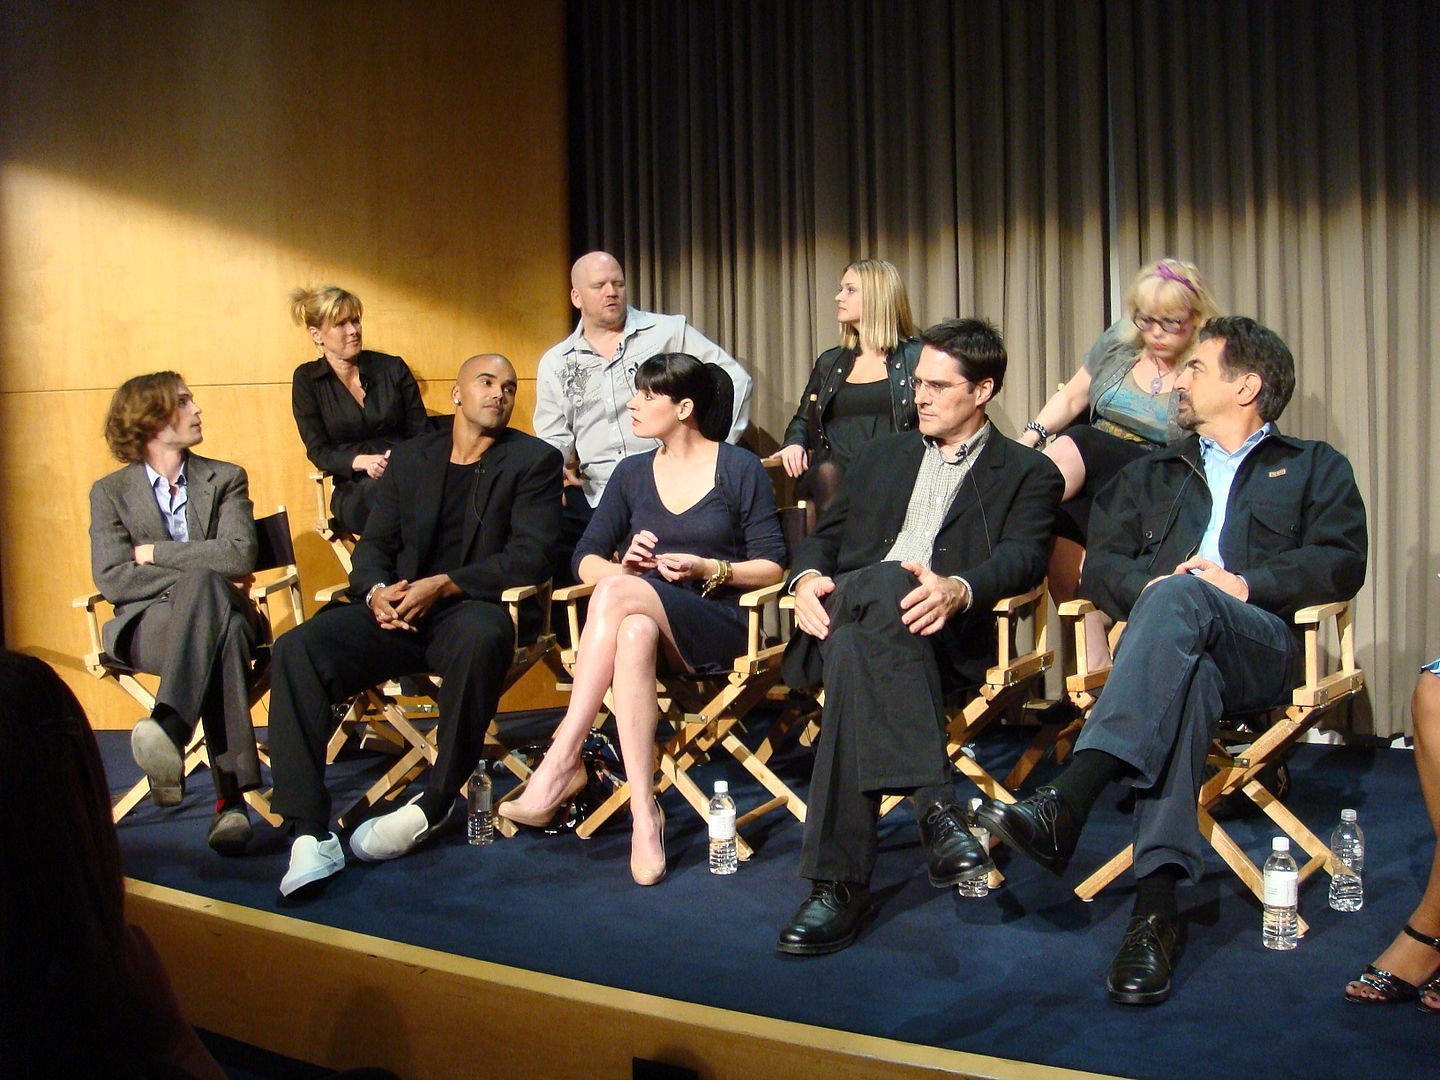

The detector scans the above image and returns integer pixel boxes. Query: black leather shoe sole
[973,801,1070,875]
[775,904,876,957]
[1107,977,1172,1006]
[929,857,994,889]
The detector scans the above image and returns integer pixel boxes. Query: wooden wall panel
[0,1,571,725]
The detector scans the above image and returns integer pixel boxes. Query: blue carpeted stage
[107,715,1439,1079]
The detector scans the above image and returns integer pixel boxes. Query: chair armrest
[1057,599,1097,617]
[501,583,542,603]
[1293,601,1349,625]
[73,592,103,610]
[253,569,299,600]
[553,582,595,603]
[739,581,786,608]
[1291,600,1363,708]
[984,581,1053,688]
[991,580,1046,614]
[1058,598,1115,693]
[315,583,348,605]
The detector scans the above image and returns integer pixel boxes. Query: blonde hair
[1120,259,1222,353]
[838,259,917,354]
[288,284,362,331]
[103,372,184,463]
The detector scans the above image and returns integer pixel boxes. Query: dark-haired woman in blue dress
[500,353,786,886]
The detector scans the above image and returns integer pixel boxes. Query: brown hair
[103,371,184,463]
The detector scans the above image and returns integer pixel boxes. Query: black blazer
[349,427,563,640]
[784,428,1062,686]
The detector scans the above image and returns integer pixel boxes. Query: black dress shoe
[972,786,1082,874]
[1107,913,1181,1005]
[918,802,992,887]
[776,881,874,956]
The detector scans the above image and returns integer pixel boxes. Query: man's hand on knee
[794,574,835,639]
[1171,557,1250,602]
[898,562,968,637]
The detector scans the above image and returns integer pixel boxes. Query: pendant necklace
[1148,354,1167,396]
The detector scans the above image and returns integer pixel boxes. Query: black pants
[123,568,263,789]
[266,598,515,826]
[799,562,963,884]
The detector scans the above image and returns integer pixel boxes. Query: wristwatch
[365,582,387,607]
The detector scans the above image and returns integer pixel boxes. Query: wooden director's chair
[324,580,558,830]
[75,507,304,825]
[311,470,357,575]
[1059,597,1364,934]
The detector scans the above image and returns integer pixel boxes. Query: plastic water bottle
[1328,808,1364,912]
[707,780,737,874]
[467,765,494,845]
[956,797,990,898]
[1262,836,1299,950]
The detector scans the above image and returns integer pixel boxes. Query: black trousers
[123,568,263,790]
[799,562,963,884]
[266,598,515,827]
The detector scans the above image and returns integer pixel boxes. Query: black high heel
[1344,924,1440,1006]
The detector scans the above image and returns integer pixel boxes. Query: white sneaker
[279,833,344,897]
[350,795,452,862]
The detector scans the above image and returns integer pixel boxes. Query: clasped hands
[793,561,969,640]
[620,529,718,584]
[369,575,459,631]
[1146,556,1250,602]
[353,450,391,480]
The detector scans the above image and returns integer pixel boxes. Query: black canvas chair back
[254,508,296,572]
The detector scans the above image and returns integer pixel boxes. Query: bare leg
[1347,671,1440,1002]
[611,613,665,873]
[1048,536,1113,670]
[505,576,681,815]
[1044,435,1087,502]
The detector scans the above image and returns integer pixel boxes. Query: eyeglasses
[1133,313,1192,335]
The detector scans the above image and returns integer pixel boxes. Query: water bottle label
[708,808,736,840]
[1263,869,1297,907]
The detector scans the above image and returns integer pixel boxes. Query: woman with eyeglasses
[1019,260,1221,609]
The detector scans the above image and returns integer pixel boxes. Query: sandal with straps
[1345,924,1440,1006]
[1419,971,1440,1014]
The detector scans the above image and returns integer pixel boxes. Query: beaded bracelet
[1023,420,1052,445]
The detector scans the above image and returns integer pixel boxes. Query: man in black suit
[267,354,562,897]
[89,372,261,855]
[776,319,1063,955]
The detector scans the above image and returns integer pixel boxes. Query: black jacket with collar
[1082,430,1368,623]
[786,427,1062,685]
[349,426,563,638]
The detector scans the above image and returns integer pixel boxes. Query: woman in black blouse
[289,285,429,535]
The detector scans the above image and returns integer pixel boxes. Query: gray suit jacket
[88,452,257,657]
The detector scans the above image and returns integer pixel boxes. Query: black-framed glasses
[1133,313,1191,335]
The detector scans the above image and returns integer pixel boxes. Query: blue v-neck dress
[572,443,788,672]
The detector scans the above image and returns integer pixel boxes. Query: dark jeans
[799,562,960,884]
[266,598,515,827]
[1074,574,1299,881]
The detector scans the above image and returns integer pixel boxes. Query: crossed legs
[503,575,684,877]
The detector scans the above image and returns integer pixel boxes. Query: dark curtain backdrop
[567,0,1440,736]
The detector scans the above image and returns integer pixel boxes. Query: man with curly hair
[89,372,261,856]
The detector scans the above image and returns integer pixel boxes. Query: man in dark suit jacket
[776,319,1063,956]
[268,354,562,898]
[89,372,261,855]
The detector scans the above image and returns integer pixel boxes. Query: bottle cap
[1340,808,1357,822]
[969,796,984,812]
[1272,836,1290,852]
[714,780,729,794]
